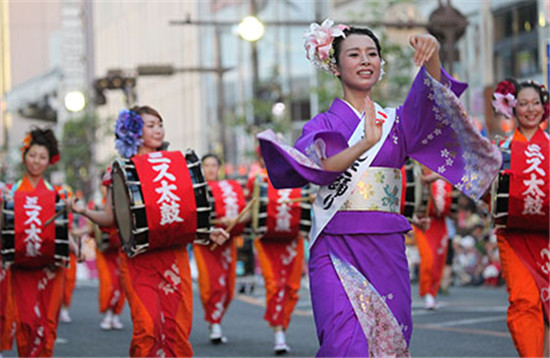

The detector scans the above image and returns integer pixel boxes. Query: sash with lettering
[209,179,246,236]
[14,188,56,267]
[309,104,396,246]
[264,180,302,240]
[507,130,549,231]
[132,151,197,250]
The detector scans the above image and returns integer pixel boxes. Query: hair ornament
[492,80,517,119]
[304,18,349,74]
[114,109,144,158]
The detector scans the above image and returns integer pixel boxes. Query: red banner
[209,180,246,236]
[14,189,56,267]
[132,151,197,250]
[263,180,302,240]
[508,131,549,231]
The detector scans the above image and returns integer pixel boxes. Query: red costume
[417,179,453,298]
[495,128,549,357]
[193,179,245,325]
[247,171,305,329]
[6,177,68,357]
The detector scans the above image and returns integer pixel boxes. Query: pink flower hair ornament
[491,92,517,119]
[492,80,517,119]
[304,19,349,74]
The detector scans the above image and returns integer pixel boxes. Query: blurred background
[1,0,549,201]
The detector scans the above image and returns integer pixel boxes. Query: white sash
[309,103,396,247]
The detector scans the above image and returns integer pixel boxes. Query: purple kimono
[258,67,501,357]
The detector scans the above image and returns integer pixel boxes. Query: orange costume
[92,199,125,318]
[63,253,77,308]
[95,229,125,317]
[6,176,68,357]
[416,179,452,299]
[247,171,305,329]
[495,128,549,357]
[193,179,245,325]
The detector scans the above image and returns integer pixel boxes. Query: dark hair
[201,153,221,165]
[24,127,59,162]
[332,27,382,66]
[130,105,163,122]
[508,78,549,121]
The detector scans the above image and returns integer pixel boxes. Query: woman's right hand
[362,95,383,149]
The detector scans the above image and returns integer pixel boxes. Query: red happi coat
[193,179,245,324]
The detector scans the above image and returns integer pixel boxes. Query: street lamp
[237,16,265,42]
[64,91,86,112]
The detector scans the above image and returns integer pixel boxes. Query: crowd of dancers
[0,18,548,358]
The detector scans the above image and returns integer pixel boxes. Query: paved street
[3,278,516,357]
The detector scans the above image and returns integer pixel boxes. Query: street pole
[249,0,260,126]
[214,24,228,159]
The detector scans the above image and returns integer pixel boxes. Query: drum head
[112,162,132,245]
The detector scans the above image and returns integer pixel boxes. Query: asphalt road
[2,278,516,357]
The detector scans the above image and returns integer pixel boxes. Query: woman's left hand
[409,34,440,67]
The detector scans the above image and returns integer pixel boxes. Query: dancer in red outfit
[193,154,244,343]
[2,128,79,357]
[491,79,550,357]
[415,170,454,310]
[70,106,228,357]
[246,164,306,355]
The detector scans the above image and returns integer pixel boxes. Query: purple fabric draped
[257,66,502,357]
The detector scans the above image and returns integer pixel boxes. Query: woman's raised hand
[409,34,440,67]
[363,95,383,149]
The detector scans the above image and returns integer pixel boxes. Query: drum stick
[280,195,315,205]
[210,198,257,251]
[44,207,67,227]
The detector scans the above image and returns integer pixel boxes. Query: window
[493,1,540,79]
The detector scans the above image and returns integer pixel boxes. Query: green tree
[61,114,100,199]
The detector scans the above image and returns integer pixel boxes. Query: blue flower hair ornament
[114,109,144,158]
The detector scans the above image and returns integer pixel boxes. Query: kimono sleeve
[398,67,501,200]
[257,124,345,189]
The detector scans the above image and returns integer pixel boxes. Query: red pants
[63,253,77,307]
[194,239,237,324]
[255,237,304,329]
[11,267,64,357]
[120,247,193,357]
[96,249,125,314]
[416,217,448,297]
[497,233,545,357]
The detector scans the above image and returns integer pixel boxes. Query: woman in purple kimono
[257,19,502,357]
